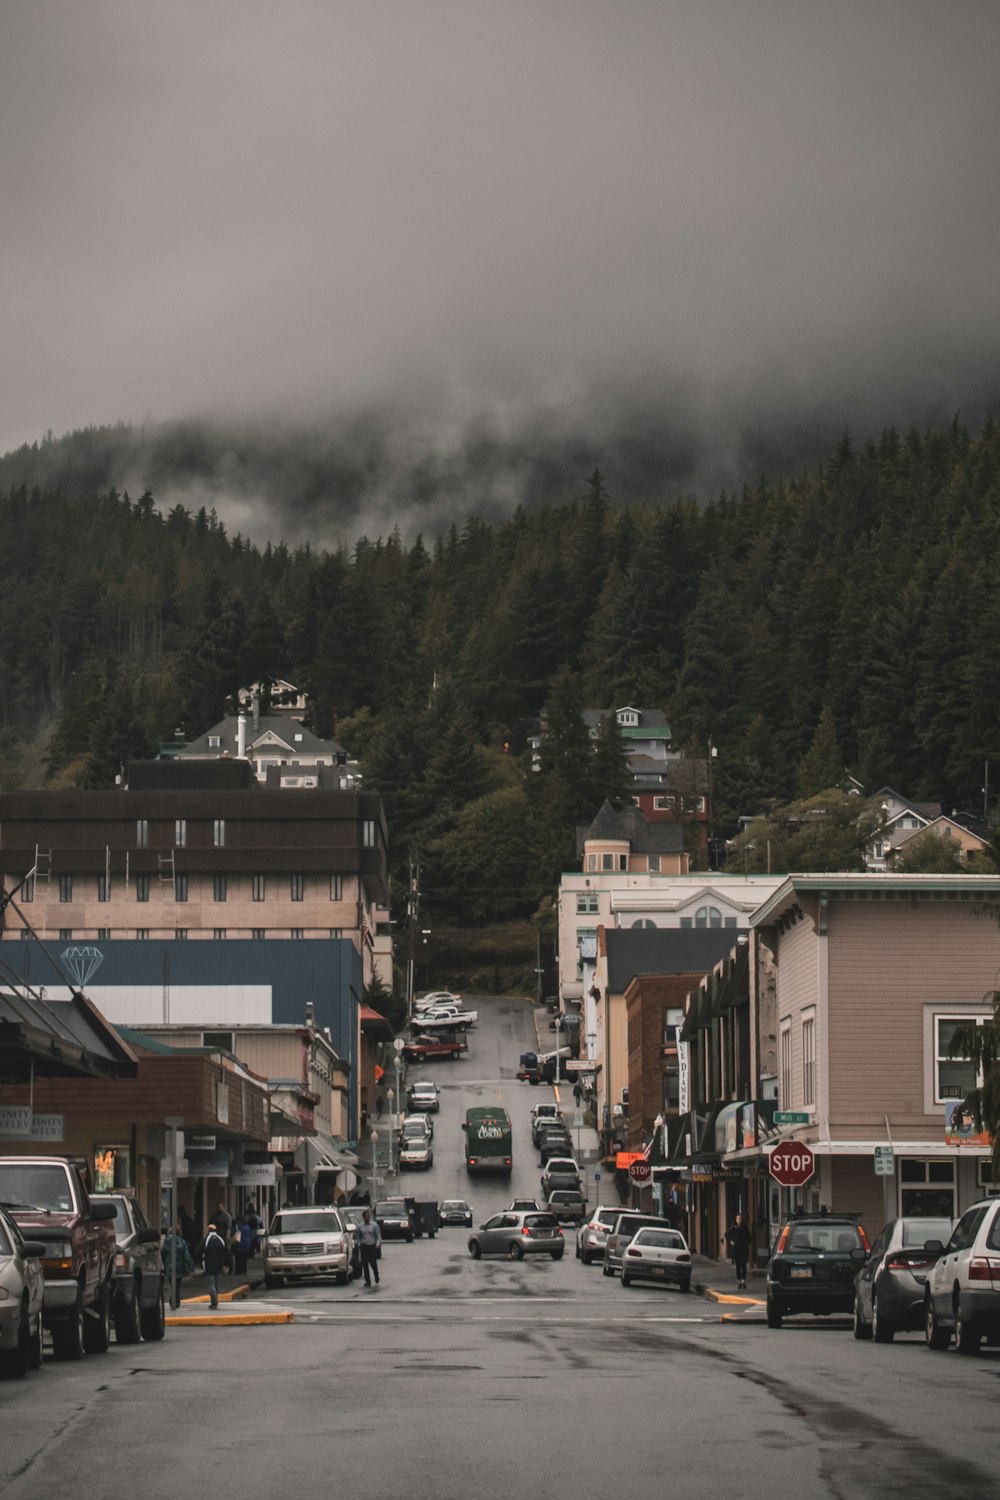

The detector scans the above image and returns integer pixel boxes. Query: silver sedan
[0,1204,45,1378]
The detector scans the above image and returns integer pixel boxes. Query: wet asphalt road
[3,997,999,1499]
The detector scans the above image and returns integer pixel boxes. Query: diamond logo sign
[61,945,105,988]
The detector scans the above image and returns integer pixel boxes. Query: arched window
[695,905,722,928]
[631,919,656,930]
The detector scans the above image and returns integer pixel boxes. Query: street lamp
[386,1090,395,1177]
[369,1129,379,1203]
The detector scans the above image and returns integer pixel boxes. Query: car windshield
[615,1217,663,1238]
[633,1230,686,1250]
[442,1201,468,1211]
[901,1218,953,1247]
[524,1215,558,1230]
[0,1163,73,1212]
[269,1212,344,1235]
[785,1222,862,1253]
[375,1202,405,1217]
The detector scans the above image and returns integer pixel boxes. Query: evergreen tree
[797,705,845,797]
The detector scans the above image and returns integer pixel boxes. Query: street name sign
[774,1111,810,1124]
[769,1141,815,1187]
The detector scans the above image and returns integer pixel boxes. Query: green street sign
[774,1111,810,1124]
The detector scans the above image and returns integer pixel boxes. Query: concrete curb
[700,1286,765,1306]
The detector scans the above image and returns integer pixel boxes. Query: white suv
[263,1207,353,1288]
[925,1197,1000,1355]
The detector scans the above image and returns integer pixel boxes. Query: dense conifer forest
[2,416,998,911]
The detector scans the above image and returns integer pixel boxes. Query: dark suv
[767,1210,870,1329]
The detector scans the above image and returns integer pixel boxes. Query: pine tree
[797,705,844,797]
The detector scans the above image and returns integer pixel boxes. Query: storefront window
[94,1145,131,1192]
[899,1158,955,1217]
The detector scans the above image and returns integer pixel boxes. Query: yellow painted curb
[166,1311,294,1326]
[181,1284,251,1305]
[703,1288,765,1305]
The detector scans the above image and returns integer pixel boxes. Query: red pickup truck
[0,1155,118,1360]
[401,1032,468,1062]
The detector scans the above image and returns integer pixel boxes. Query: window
[602,854,614,870]
[290,875,304,902]
[136,929,149,940]
[59,874,73,903]
[252,874,266,902]
[213,929,226,940]
[329,928,342,938]
[680,916,692,928]
[59,929,71,940]
[618,709,638,726]
[208,735,221,749]
[202,1030,233,1051]
[576,893,599,914]
[97,928,110,940]
[291,928,304,939]
[211,819,225,848]
[136,819,148,848]
[899,1159,956,1218]
[362,820,376,848]
[802,1016,815,1106]
[19,928,31,940]
[587,854,597,872]
[175,928,188,940]
[330,874,343,901]
[649,855,660,872]
[136,874,150,902]
[21,874,34,903]
[780,1024,791,1105]
[175,819,186,848]
[653,796,676,810]
[724,916,738,929]
[695,905,722,928]
[97,874,111,903]
[213,874,228,902]
[174,874,188,903]
[252,928,265,940]
[631,918,656,930]
[934,1015,987,1102]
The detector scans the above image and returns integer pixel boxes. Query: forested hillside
[1,417,998,911]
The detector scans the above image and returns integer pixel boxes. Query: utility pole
[406,858,420,1030]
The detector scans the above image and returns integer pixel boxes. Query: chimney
[237,713,247,759]
[305,1000,315,1028]
[252,694,260,734]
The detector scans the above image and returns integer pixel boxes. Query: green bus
[463,1106,513,1177]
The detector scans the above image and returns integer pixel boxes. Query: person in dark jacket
[201,1223,233,1309]
[162,1223,194,1308]
[724,1214,753,1289]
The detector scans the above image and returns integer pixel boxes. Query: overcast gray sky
[2,0,999,529]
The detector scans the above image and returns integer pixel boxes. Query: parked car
[399,1135,434,1170]
[91,1191,167,1343]
[766,1210,869,1328]
[540,1158,580,1196]
[419,1009,478,1032]
[402,1112,435,1140]
[530,1102,563,1127]
[925,1197,1000,1355]
[402,1033,467,1062]
[0,1155,118,1360]
[538,1133,575,1166]
[407,1082,440,1112]
[852,1214,953,1342]
[374,1199,414,1242]
[263,1207,354,1287]
[620,1226,692,1292]
[576,1206,623,1265]
[439,1200,474,1228]
[603,1213,668,1277]
[546,1189,587,1225]
[0,1204,46,1379]
[532,1109,565,1146]
[416,991,462,1007]
[468,1211,565,1261]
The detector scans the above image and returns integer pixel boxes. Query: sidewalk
[166,1265,289,1328]
[691,1256,767,1321]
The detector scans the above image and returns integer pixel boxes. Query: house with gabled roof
[864,787,942,870]
[891,815,992,868]
[177,712,362,788]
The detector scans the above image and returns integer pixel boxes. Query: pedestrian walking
[162,1221,194,1308]
[201,1223,233,1309]
[375,1094,385,1121]
[212,1198,232,1240]
[355,1208,382,1287]
[724,1213,752,1289]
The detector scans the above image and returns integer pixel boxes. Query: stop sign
[769,1141,815,1187]
[628,1159,652,1185]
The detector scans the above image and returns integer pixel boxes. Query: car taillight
[677,1253,691,1263]
[556,1227,563,1236]
[968,1257,1000,1281]
[775,1224,791,1254]
[115,1250,127,1269]
[40,1255,74,1275]
[886,1251,933,1271]
[626,1247,641,1257]
[505,1158,511,1166]
[522,1227,532,1236]
[469,1157,477,1166]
